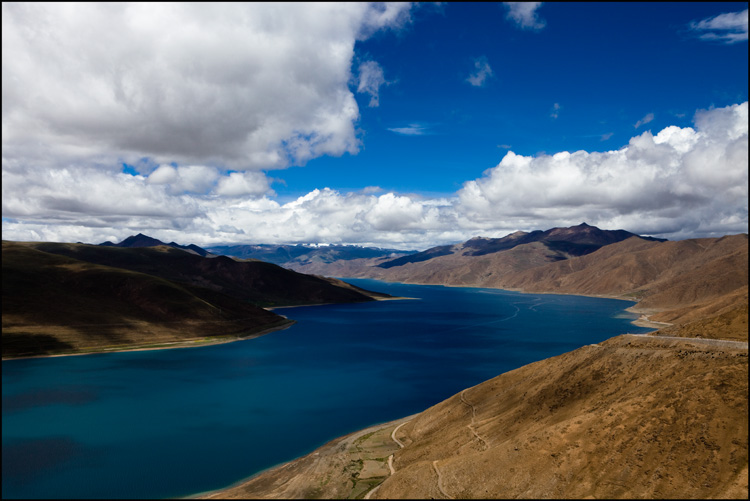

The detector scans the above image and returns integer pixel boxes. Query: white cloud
[503,2,546,31]
[600,132,614,141]
[214,172,274,198]
[466,56,494,87]
[634,112,655,128]
[147,165,221,194]
[387,123,431,136]
[2,97,747,248]
[357,60,388,107]
[458,102,748,240]
[689,8,748,44]
[1,3,412,172]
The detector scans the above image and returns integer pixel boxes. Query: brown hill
[211,307,748,499]
[373,323,748,498]
[495,234,749,323]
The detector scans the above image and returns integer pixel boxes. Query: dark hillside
[2,242,290,358]
[32,242,382,307]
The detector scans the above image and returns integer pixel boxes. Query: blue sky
[288,2,748,199]
[2,3,748,249]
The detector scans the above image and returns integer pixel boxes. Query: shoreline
[1,318,296,362]
[265,295,418,311]
[189,413,419,499]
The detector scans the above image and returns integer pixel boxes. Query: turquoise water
[2,279,653,499]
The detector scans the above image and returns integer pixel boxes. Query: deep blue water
[2,279,653,499]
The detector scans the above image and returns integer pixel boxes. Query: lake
[2,279,653,499]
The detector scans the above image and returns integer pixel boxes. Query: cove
[2,279,654,499]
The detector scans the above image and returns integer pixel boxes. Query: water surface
[2,279,653,499]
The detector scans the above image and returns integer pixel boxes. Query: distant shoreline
[336,277,663,331]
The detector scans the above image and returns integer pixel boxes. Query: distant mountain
[285,223,668,280]
[3,240,391,358]
[497,233,749,324]
[207,243,417,266]
[378,222,665,269]
[100,233,213,257]
[279,224,748,325]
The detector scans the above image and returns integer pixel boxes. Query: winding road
[364,419,410,499]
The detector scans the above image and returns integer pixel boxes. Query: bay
[2,279,653,499]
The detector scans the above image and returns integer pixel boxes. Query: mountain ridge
[2,240,390,358]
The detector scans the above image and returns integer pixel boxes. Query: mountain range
[270,223,747,325]
[2,240,388,358]
[205,242,416,266]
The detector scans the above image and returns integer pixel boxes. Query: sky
[2,2,748,250]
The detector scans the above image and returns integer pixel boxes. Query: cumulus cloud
[458,102,748,240]
[2,98,747,247]
[634,112,655,129]
[466,56,494,87]
[215,172,274,198]
[1,3,412,171]
[689,8,748,44]
[503,2,546,31]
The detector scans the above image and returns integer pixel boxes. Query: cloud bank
[1,3,411,172]
[3,102,747,249]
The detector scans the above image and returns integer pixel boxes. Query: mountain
[377,222,665,269]
[283,223,668,280]
[206,243,416,266]
[2,240,390,358]
[495,233,749,323]
[100,232,213,257]
[281,225,747,325]
[2,241,290,358]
